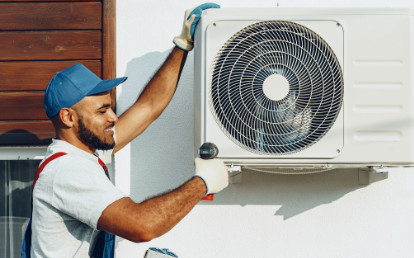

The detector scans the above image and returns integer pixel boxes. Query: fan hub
[262,74,290,101]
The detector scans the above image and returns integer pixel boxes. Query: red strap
[32,152,109,189]
[97,157,110,178]
[32,152,67,189]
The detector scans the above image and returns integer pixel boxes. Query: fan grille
[209,21,344,155]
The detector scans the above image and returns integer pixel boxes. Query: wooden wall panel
[0,2,101,30]
[0,0,115,146]
[0,31,102,61]
[0,93,46,120]
[0,61,102,91]
[103,0,116,108]
[103,0,115,80]
[0,121,54,137]
[0,121,54,145]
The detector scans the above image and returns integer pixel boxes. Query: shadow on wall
[117,50,386,220]
[213,168,386,219]
[118,49,196,201]
[0,130,51,146]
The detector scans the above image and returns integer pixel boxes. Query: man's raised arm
[113,3,220,153]
[113,47,187,153]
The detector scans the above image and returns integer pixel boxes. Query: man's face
[78,116,115,150]
[73,92,118,151]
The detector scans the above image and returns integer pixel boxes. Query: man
[30,3,228,257]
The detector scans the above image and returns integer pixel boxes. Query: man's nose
[108,108,118,123]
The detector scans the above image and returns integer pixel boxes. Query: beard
[78,118,115,150]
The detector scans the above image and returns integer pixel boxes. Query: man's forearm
[114,46,188,153]
[98,176,206,242]
[134,176,207,239]
[138,46,188,118]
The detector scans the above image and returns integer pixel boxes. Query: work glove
[173,3,220,51]
[194,157,229,196]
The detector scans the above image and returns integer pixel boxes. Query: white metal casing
[194,8,414,169]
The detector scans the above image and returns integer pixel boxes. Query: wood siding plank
[0,2,102,30]
[0,92,46,120]
[0,121,54,145]
[0,31,102,61]
[0,61,102,91]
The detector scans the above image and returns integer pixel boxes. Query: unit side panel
[339,15,413,163]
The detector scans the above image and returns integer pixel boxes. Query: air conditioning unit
[194,8,414,173]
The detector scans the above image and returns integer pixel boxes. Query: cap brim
[88,76,128,96]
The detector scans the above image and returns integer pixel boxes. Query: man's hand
[194,157,228,195]
[173,3,220,51]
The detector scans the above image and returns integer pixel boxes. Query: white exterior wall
[115,1,414,257]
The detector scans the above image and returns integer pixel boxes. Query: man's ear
[59,108,77,128]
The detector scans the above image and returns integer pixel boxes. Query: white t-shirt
[31,139,126,257]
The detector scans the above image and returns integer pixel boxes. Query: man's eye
[99,110,106,114]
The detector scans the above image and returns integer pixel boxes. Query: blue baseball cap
[44,64,127,118]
